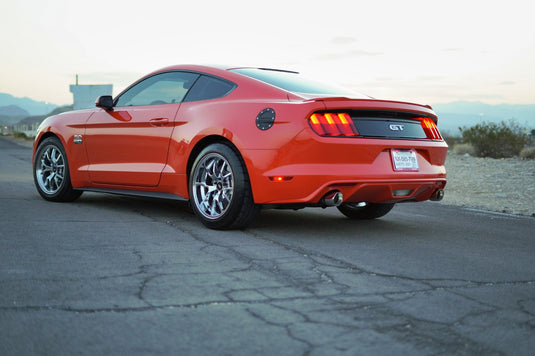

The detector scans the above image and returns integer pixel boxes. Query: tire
[33,137,82,202]
[337,202,395,219]
[189,143,259,229]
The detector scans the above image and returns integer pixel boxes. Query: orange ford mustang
[33,65,447,229]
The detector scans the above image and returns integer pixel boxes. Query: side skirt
[76,187,188,201]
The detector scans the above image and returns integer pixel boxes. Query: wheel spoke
[45,174,54,190]
[218,161,228,178]
[52,148,62,165]
[41,165,53,174]
[209,194,219,215]
[43,150,51,164]
[54,173,62,187]
[205,159,216,179]
[195,181,217,194]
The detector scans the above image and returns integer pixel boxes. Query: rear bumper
[249,173,446,205]
[243,138,447,205]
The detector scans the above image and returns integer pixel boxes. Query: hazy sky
[1,0,534,106]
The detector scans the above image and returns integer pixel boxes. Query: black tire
[33,137,82,202]
[188,143,259,229]
[337,202,394,219]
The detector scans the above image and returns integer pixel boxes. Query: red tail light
[419,117,443,140]
[308,113,359,137]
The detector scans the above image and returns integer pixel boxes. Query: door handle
[149,118,169,126]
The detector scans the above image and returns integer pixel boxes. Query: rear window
[231,68,367,98]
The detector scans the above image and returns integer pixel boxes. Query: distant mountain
[17,105,74,126]
[0,105,29,117]
[432,101,535,135]
[0,93,58,116]
[0,105,30,125]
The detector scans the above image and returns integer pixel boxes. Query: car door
[84,71,199,187]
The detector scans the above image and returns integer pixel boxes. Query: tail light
[419,117,443,140]
[308,113,359,137]
[309,112,443,141]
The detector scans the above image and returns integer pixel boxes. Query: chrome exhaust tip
[321,191,344,207]
[430,189,445,201]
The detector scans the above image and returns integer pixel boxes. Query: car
[33,65,447,229]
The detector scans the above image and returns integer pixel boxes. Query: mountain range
[432,101,535,134]
[1,92,534,134]
[0,93,58,116]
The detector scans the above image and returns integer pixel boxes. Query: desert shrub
[443,135,462,148]
[459,120,527,158]
[452,143,476,156]
[12,131,27,139]
[519,146,535,159]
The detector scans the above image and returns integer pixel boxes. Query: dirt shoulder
[441,153,535,217]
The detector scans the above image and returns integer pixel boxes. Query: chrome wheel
[33,137,82,202]
[189,143,259,229]
[36,144,66,195]
[191,152,234,220]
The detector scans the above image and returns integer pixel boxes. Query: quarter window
[184,75,235,102]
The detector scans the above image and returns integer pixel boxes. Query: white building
[70,76,112,110]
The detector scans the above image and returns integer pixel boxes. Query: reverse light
[419,117,443,140]
[308,113,359,137]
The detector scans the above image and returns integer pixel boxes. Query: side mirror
[95,95,114,111]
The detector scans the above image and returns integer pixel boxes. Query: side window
[183,75,235,102]
[115,72,199,107]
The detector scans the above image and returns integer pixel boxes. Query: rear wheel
[33,137,82,202]
[189,143,259,229]
[337,202,394,219]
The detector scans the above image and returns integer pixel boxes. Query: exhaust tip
[321,190,344,207]
[430,189,445,201]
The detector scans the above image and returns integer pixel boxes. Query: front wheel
[337,202,395,219]
[189,143,259,229]
[33,136,82,202]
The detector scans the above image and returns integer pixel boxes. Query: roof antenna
[75,74,79,85]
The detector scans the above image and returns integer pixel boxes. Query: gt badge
[389,124,404,131]
[74,135,83,144]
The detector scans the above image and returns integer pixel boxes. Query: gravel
[440,153,535,217]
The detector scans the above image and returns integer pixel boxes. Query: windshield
[231,68,368,98]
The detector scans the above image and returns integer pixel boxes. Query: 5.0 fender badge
[74,135,83,144]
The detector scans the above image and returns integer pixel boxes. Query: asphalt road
[1,136,534,355]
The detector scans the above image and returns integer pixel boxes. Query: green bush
[459,120,527,158]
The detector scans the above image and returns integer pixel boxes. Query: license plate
[391,149,419,171]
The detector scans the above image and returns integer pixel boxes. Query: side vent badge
[256,108,276,130]
[74,135,83,144]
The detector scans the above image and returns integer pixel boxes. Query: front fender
[33,110,94,188]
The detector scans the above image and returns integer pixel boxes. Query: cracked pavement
[1,136,534,355]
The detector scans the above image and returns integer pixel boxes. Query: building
[70,75,113,110]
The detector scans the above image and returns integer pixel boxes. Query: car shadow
[72,192,195,218]
[249,206,422,238]
[72,192,427,239]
